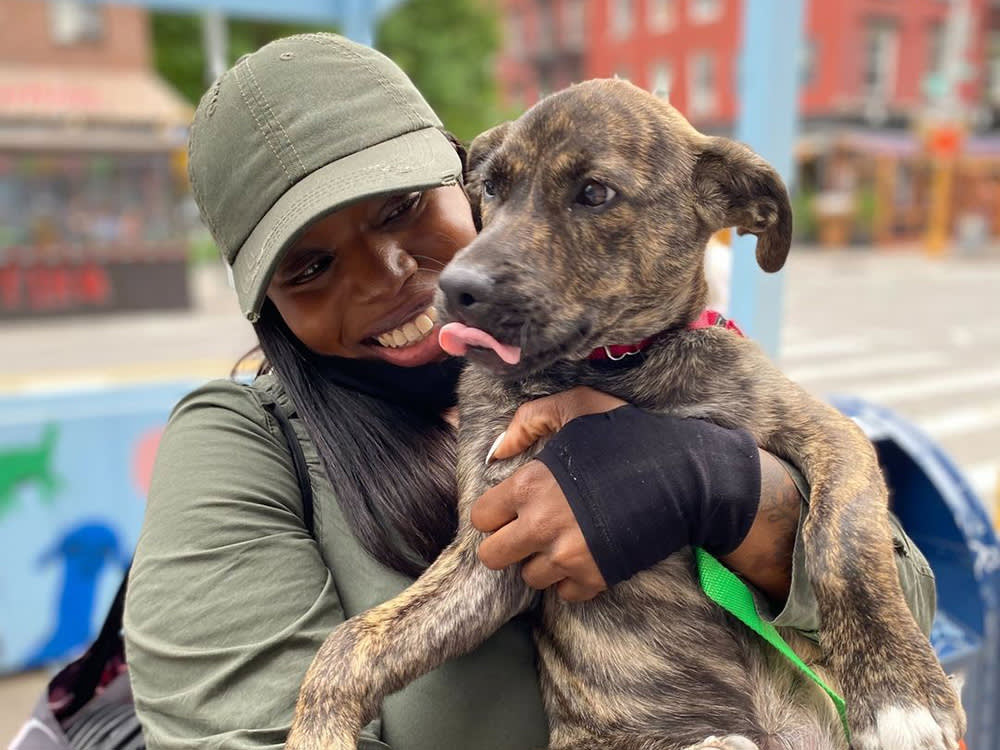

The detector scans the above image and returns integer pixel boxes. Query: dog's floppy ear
[692,137,792,273]
[465,121,511,230]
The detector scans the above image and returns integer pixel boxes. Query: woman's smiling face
[266,184,477,367]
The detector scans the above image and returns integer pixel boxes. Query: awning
[0,65,192,151]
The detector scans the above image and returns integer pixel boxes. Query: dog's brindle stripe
[287,80,964,750]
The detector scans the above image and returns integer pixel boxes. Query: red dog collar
[587,310,744,361]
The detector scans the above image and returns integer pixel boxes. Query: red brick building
[496,0,1000,246]
[0,0,192,318]
[497,0,999,132]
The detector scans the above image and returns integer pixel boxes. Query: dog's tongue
[439,322,522,365]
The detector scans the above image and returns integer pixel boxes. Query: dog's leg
[779,401,965,750]
[285,529,531,750]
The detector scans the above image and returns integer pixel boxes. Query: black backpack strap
[60,569,130,717]
[262,400,315,536]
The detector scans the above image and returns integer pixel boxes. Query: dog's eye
[482,179,497,199]
[576,181,617,208]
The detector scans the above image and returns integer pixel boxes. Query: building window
[648,0,676,32]
[49,0,104,44]
[649,60,673,97]
[863,19,898,101]
[927,22,945,74]
[989,31,1000,103]
[801,38,818,87]
[689,0,722,25]
[537,0,554,53]
[611,0,634,40]
[688,51,718,118]
[563,0,586,48]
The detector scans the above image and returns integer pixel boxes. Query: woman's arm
[719,449,801,603]
[124,382,380,750]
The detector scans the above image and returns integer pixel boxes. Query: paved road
[776,249,1000,513]
[1,248,999,741]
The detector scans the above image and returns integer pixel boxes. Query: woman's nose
[356,241,416,300]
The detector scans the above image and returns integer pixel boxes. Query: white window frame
[649,59,673,98]
[863,19,899,101]
[610,0,634,40]
[49,0,104,45]
[648,0,676,33]
[689,0,723,25]
[688,51,718,118]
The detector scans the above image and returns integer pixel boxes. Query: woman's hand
[470,387,804,607]
[487,386,627,461]
[470,387,625,602]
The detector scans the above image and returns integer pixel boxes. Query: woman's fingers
[489,387,628,461]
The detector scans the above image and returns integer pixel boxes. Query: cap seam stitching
[245,62,307,175]
[310,35,423,132]
[235,58,294,183]
[187,120,219,243]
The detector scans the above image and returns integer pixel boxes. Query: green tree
[151,14,335,105]
[376,0,505,142]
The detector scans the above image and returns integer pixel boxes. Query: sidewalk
[1,670,50,744]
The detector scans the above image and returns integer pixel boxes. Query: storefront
[795,127,1000,250]
[0,66,192,319]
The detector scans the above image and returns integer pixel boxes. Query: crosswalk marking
[780,335,874,361]
[785,351,948,385]
[842,364,1000,405]
[916,399,1000,440]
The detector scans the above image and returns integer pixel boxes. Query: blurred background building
[0,0,192,320]
[496,0,1000,250]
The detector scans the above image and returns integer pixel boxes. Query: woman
[123,34,935,750]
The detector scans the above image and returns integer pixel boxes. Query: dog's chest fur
[452,333,844,750]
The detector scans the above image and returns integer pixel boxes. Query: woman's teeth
[376,307,438,348]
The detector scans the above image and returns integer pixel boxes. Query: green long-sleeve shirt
[123,373,936,750]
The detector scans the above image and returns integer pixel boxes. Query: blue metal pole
[728,0,805,360]
[339,0,376,46]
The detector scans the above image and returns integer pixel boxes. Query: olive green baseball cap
[187,33,462,321]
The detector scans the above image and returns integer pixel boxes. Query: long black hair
[240,131,471,577]
[252,299,459,577]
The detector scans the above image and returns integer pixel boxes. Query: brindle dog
[286,80,964,750]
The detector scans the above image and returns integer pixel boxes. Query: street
[776,249,1000,511]
[1,247,999,742]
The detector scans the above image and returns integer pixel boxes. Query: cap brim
[232,126,462,320]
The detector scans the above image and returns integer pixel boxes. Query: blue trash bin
[831,395,1000,749]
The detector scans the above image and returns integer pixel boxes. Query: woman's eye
[290,255,334,285]
[383,192,421,224]
[575,181,617,208]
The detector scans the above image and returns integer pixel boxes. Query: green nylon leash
[694,548,852,743]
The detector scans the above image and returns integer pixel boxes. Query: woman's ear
[692,136,793,273]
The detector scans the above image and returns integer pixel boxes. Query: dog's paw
[681,735,759,750]
[850,702,964,750]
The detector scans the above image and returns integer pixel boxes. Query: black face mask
[310,352,463,416]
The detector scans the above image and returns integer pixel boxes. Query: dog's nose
[438,265,495,315]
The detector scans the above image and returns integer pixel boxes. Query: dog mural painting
[0,382,189,675]
[22,521,130,669]
[0,423,61,518]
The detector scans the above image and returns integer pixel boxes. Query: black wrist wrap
[536,405,761,586]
